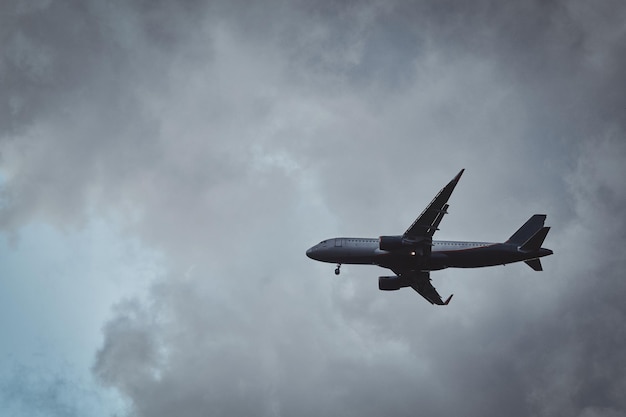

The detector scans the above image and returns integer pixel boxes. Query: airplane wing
[403,169,464,239]
[395,270,453,305]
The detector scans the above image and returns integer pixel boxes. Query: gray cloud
[2,0,626,416]
[1,361,115,417]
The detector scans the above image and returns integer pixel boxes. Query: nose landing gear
[335,264,341,275]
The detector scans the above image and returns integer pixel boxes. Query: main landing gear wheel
[335,264,341,275]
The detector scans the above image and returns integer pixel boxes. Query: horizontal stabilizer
[520,226,550,252]
[524,258,543,271]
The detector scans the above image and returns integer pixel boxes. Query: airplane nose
[306,247,313,259]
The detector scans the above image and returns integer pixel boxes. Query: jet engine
[379,235,406,251]
[378,276,410,291]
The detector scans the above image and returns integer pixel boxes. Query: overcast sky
[2,0,626,416]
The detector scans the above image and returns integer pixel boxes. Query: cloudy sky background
[2,0,625,416]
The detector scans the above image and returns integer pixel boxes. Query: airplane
[305,169,553,305]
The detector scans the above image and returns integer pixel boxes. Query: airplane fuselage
[306,237,553,272]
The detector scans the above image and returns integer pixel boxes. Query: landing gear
[334,264,341,275]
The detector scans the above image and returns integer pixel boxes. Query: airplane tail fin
[519,226,550,252]
[516,224,551,272]
[506,215,546,246]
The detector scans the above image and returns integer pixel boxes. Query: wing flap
[402,271,452,305]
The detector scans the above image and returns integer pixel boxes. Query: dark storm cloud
[0,0,211,229]
[2,0,626,416]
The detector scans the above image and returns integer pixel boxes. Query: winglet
[443,294,454,305]
[453,169,465,183]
